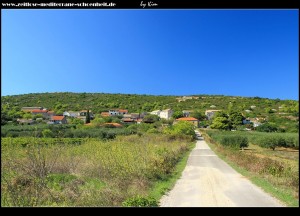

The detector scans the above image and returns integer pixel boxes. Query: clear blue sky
[2,9,299,100]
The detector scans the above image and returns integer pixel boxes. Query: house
[205,110,221,120]
[50,116,67,124]
[21,107,43,112]
[122,118,135,124]
[150,110,161,116]
[159,109,173,120]
[17,118,34,125]
[108,109,120,116]
[100,112,110,117]
[182,110,192,117]
[79,110,94,119]
[242,118,251,124]
[253,121,262,127]
[118,109,128,115]
[175,117,199,127]
[63,111,78,118]
[31,109,49,118]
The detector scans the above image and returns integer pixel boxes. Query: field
[202,129,299,206]
[1,134,194,207]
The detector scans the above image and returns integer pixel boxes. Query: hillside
[1,92,299,132]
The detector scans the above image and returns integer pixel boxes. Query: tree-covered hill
[1,92,299,131]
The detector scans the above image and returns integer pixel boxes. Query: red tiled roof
[176,117,198,121]
[101,112,110,117]
[119,109,128,113]
[32,109,48,113]
[51,116,65,121]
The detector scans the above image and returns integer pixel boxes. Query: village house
[50,116,67,124]
[31,109,49,118]
[150,110,161,116]
[159,109,174,120]
[108,109,128,116]
[17,118,35,125]
[175,117,199,127]
[21,107,43,112]
[63,111,79,118]
[205,110,221,120]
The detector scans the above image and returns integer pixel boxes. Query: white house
[159,109,173,120]
[150,110,161,116]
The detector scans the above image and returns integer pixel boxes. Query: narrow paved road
[160,131,284,207]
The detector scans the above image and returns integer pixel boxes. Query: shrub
[122,196,158,207]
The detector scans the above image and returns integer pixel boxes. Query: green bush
[122,196,158,207]
[219,135,248,149]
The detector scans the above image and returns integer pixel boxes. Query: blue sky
[2,9,299,100]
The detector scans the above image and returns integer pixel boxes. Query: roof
[51,116,65,121]
[122,118,135,122]
[32,109,48,113]
[205,110,221,113]
[118,109,128,113]
[103,123,123,127]
[176,117,198,121]
[101,112,110,117]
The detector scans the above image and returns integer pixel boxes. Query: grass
[1,134,195,207]
[148,141,196,203]
[202,130,299,207]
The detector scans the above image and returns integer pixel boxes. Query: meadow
[202,129,299,206]
[1,134,194,207]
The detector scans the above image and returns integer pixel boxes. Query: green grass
[148,141,196,204]
[206,137,299,207]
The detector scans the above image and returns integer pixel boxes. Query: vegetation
[1,134,195,207]
[202,129,299,206]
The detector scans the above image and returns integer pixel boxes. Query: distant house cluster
[176,96,199,102]
[150,109,174,120]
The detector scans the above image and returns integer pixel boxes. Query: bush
[219,135,249,149]
[122,196,158,207]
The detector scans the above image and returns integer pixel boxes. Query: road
[159,131,284,207]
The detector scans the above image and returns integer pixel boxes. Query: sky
[2,9,299,100]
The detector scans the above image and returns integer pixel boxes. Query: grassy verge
[203,132,298,207]
[148,141,196,204]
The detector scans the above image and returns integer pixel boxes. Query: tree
[172,111,184,119]
[210,117,230,130]
[190,111,206,121]
[23,113,33,120]
[42,129,53,138]
[143,114,159,123]
[86,109,91,124]
[229,112,244,129]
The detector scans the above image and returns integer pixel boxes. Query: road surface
[159,131,284,207]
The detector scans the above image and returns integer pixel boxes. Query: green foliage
[172,111,184,119]
[122,196,158,207]
[42,129,54,138]
[256,123,278,132]
[164,121,196,140]
[190,110,206,121]
[210,117,230,130]
[143,114,160,123]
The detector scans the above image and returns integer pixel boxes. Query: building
[63,111,78,118]
[159,109,173,120]
[100,112,110,117]
[50,116,67,124]
[150,110,161,116]
[31,109,49,118]
[79,110,94,119]
[21,107,43,112]
[205,110,221,120]
[175,117,199,127]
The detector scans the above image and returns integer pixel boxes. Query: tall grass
[1,134,193,206]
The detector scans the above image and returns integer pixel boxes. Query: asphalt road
[159,131,284,207]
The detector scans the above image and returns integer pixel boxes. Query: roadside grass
[201,130,299,207]
[1,134,195,207]
[148,141,196,203]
